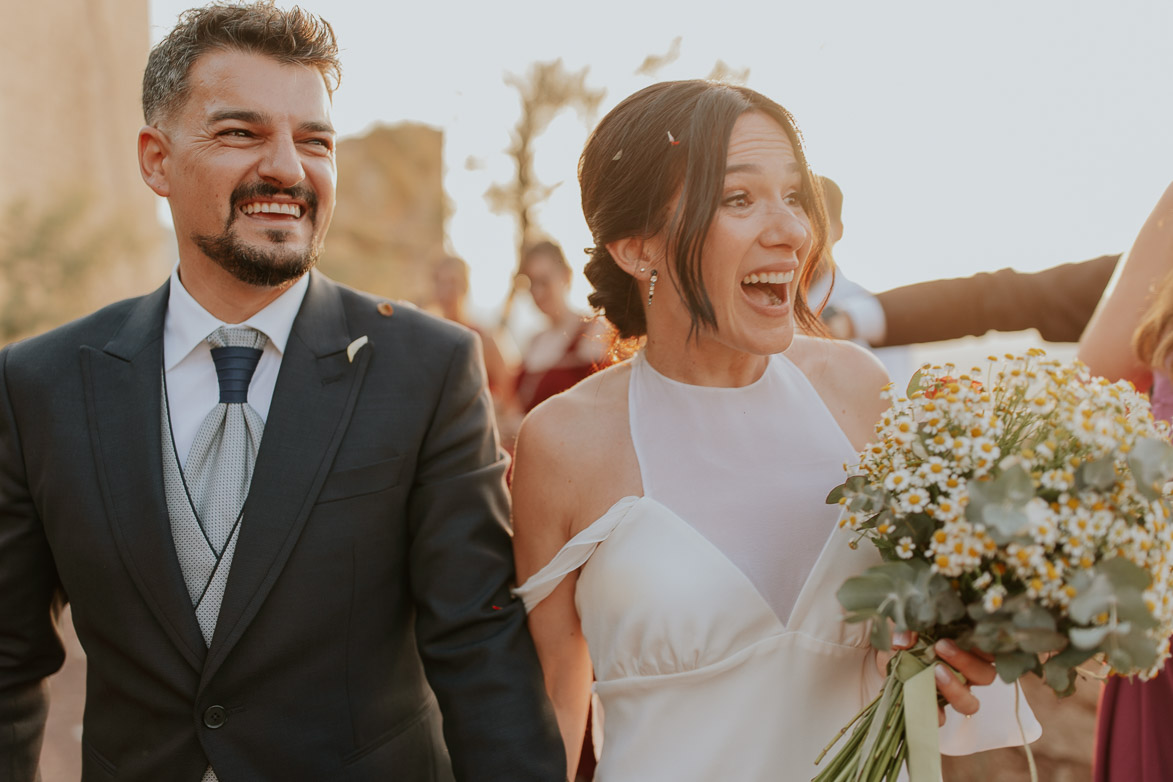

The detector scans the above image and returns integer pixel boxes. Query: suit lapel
[201,272,371,686]
[81,280,207,670]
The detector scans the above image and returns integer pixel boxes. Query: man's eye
[220,129,252,138]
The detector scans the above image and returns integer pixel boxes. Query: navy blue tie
[210,345,263,404]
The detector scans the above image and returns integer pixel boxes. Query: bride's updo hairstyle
[580,80,828,340]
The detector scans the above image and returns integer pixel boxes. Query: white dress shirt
[808,269,887,345]
[163,266,309,467]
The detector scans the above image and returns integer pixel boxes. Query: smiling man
[0,4,562,781]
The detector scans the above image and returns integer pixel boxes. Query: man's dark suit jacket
[0,272,563,781]
[874,253,1120,346]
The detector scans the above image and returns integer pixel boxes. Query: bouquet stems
[812,650,935,782]
[813,650,1040,782]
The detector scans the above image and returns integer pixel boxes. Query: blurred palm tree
[486,59,605,328]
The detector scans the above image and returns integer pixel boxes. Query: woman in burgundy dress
[1079,180,1173,781]
[499,241,613,457]
[513,241,611,413]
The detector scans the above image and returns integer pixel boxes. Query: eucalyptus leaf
[845,474,868,494]
[1044,663,1078,698]
[1069,625,1114,649]
[825,483,846,505]
[1107,648,1134,672]
[966,465,1035,543]
[1099,556,1153,593]
[982,505,1030,543]
[1042,647,1094,698]
[837,560,954,636]
[1076,456,1117,492]
[869,617,892,651]
[1009,602,1065,652]
[1115,628,1160,671]
[1115,591,1160,630]
[1015,628,1068,654]
[838,571,900,615]
[920,573,965,625]
[971,616,1018,655]
[998,463,1037,505]
[1012,602,1057,631]
[994,651,1040,683]
[1068,581,1113,625]
[1128,438,1173,500]
[899,513,934,543]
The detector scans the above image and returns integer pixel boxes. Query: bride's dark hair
[579,80,827,340]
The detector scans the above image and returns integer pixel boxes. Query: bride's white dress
[516,351,1039,781]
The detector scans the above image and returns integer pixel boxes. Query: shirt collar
[163,264,310,371]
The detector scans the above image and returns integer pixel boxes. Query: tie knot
[207,326,267,350]
[207,327,266,404]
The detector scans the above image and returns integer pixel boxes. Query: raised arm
[1079,183,1173,386]
[875,255,1117,347]
[510,402,595,778]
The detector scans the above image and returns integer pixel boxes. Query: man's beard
[194,182,322,288]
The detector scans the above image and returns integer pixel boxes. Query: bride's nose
[760,204,809,253]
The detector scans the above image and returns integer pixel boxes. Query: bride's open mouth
[740,270,793,311]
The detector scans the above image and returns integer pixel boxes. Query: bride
[511,80,1031,780]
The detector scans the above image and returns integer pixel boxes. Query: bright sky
[149,0,1173,322]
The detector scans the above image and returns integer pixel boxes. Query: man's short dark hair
[143,1,341,125]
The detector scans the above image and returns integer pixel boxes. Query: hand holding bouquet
[814,351,1173,782]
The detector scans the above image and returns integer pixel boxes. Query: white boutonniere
[346,335,369,363]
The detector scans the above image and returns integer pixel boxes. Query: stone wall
[0,0,165,343]
[321,122,445,304]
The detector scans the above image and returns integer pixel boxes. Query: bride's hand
[888,631,997,726]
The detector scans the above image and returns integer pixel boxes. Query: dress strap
[513,496,641,612]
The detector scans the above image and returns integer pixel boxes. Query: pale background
[146,0,1173,323]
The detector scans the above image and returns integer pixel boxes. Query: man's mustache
[228,182,319,216]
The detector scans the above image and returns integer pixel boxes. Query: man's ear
[605,236,651,279]
[138,126,171,197]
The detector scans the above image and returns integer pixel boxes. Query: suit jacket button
[203,705,228,729]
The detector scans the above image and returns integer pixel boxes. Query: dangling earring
[647,269,658,306]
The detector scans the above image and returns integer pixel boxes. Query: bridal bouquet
[813,350,1173,782]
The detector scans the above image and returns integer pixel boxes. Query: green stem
[867,697,904,782]
[885,740,908,782]
[814,705,873,781]
[815,716,869,781]
[853,684,903,782]
[815,694,880,765]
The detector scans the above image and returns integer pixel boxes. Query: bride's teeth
[740,270,795,285]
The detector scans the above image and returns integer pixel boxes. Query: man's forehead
[184,49,334,123]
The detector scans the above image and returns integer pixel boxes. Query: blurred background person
[808,175,913,382]
[430,254,515,407]
[1079,181,1173,782]
[499,240,611,448]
